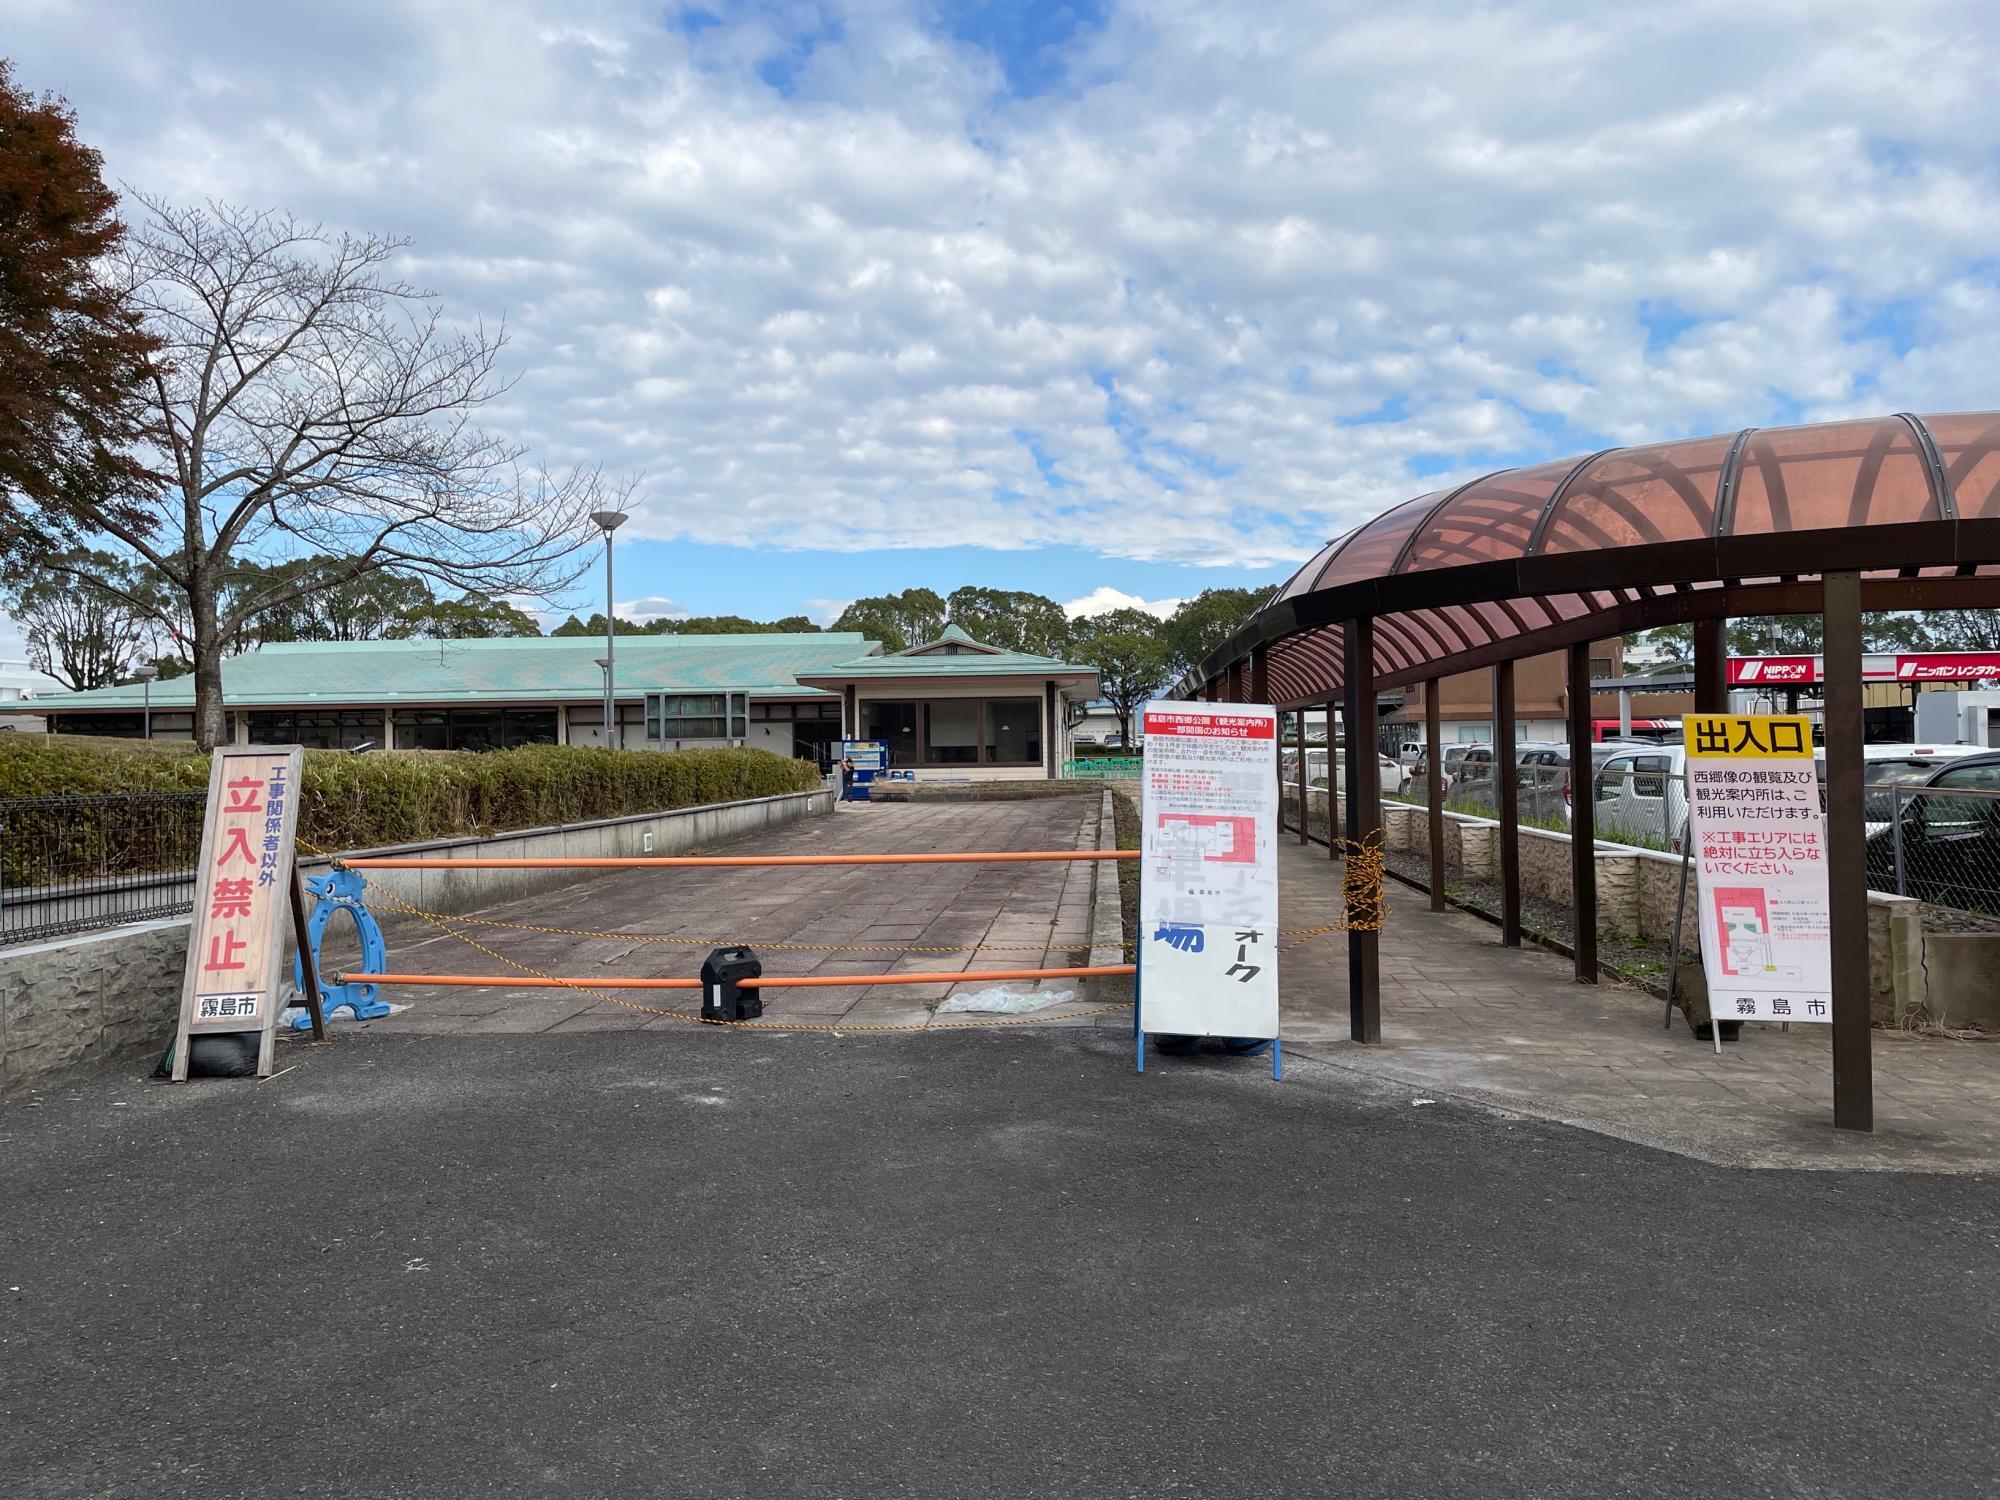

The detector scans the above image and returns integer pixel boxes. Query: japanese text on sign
[173,747,305,1079]
[1682,715,1831,1025]
[1136,701,1280,1039]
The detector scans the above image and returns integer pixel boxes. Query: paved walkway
[358,797,1114,1033]
[1269,832,2000,1171]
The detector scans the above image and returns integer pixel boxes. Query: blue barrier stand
[290,868,395,1029]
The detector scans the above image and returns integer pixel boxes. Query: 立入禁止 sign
[171,746,306,1079]
[1136,701,1279,1040]
[1682,714,1831,1025]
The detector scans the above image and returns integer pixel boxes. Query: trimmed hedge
[0,737,823,879]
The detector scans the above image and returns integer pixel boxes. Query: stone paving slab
[1267,830,2000,1172]
[360,798,1118,1035]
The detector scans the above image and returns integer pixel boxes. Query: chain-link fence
[1875,782,2000,915]
[0,791,209,947]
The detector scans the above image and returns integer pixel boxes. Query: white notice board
[1136,700,1280,1039]
[1683,714,1832,1024]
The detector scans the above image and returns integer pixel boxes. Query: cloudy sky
[6,0,2000,651]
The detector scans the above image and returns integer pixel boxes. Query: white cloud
[615,595,689,623]
[1063,587,1182,621]
[801,598,855,627]
[6,0,2000,578]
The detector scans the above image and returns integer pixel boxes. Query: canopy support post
[1343,617,1381,1043]
[1296,707,1309,844]
[1426,677,1445,912]
[1566,642,1598,983]
[1324,699,1340,859]
[1694,618,1727,713]
[1495,659,1521,947]
[1823,570,1873,1132]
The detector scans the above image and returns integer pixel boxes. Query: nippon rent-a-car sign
[1726,652,2000,685]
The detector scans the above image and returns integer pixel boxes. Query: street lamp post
[589,509,629,747]
[135,664,158,740]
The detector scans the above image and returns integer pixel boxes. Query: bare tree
[47,198,618,746]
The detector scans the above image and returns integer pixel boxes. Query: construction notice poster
[1137,701,1280,1039]
[170,745,306,1079]
[1683,714,1832,1025]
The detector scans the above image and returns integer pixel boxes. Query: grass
[1111,785,1140,954]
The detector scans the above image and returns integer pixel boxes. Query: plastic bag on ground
[936,986,1076,1015]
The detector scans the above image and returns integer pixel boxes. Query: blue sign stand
[290,868,394,1029]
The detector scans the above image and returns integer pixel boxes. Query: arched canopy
[1197,411,2000,705]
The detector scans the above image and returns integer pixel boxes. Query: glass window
[643,692,742,742]
[924,700,980,763]
[867,701,918,762]
[500,709,557,748]
[1633,755,1668,799]
[393,710,449,751]
[1936,763,2000,793]
[985,698,1041,764]
[1596,756,1630,802]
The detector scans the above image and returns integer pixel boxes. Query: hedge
[0,737,823,883]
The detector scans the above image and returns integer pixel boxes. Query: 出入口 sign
[1136,701,1279,1040]
[1683,714,1831,1025]
[171,746,306,1079]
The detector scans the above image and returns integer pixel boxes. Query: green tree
[944,586,1071,655]
[0,63,160,567]
[0,546,148,688]
[832,589,947,653]
[399,592,541,639]
[1161,587,1268,679]
[1072,607,1171,747]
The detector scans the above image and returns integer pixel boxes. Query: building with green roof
[795,623,1101,779]
[9,624,1103,777]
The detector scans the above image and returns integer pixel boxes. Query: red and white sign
[1137,700,1279,1041]
[1896,652,2000,681]
[1727,652,2000,686]
[171,745,305,1079]
[1142,709,1277,740]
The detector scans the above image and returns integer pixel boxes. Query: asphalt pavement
[3,1028,1996,1498]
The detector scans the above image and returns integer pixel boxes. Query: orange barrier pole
[344,965,1133,989]
[339,850,1140,870]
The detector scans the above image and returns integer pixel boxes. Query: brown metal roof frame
[1186,410,2000,707]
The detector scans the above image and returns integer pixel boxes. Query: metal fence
[1877,782,2000,915]
[0,791,208,946]
[1063,757,1143,780]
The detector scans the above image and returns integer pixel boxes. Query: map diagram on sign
[1155,813,1257,864]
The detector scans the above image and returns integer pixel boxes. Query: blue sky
[5,0,2000,657]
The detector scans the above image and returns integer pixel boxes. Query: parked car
[1863,750,2000,911]
[1814,743,1984,834]
[1451,741,1572,824]
[1281,746,1405,794]
[1411,743,1478,801]
[1592,744,1689,849]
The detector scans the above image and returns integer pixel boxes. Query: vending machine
[840,740,888,799]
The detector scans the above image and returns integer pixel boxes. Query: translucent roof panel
[1400,461,1576,573]
[1312,491,1447,591]
[1537,433,1732,555]
[1728,416,1938,536]
[1919,411,2000,520]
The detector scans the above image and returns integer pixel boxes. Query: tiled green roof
[25,633,877,711]
[797,641,1099,682]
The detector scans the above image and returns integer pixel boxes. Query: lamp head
[589,510,629,534]
[134,665,159,683]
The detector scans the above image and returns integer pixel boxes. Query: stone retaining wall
[0,788,832,1095]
